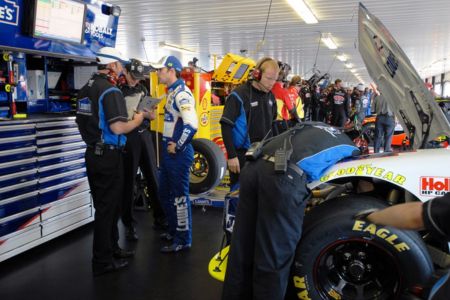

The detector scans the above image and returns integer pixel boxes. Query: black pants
[122,129,165,228]
[85,147,124,266]
[222,159,310,300]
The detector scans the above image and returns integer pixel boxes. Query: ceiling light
[350,69,357,73]
[336,53,347,62]
[159,41,195,54]
[286,0,318,24]
[345,63,353,68]
[321,33,338,50]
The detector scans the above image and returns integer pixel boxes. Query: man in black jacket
[120,59,166,242]
[220,57,279,189]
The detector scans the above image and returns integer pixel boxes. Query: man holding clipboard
[120,58,167,242]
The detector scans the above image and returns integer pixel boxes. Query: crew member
[299,80,312,121]
[220,57,279,189]
[120,58,166,242]
[272,62,300,133]
[222,122,360,300]
[151,56,198,253]
[372,91,395,153]
[357,192,450,300]
[286,75,304,124]
[329,79,349,127]
[76,47,144,276]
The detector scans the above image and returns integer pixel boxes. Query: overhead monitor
[33,0,86,44]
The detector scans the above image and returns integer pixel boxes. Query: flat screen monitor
[33,0,86,44]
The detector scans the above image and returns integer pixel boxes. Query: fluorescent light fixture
[345,63,353,68]
[159,41,195,54]
[286,0,318,24]
[321,33,338,50]
[350,69,357,73]
[336,53,347,62]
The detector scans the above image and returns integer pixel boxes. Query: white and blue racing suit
[160,79,198,246]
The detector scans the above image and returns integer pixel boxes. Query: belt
[87,143,124,151]
[262,155,304,177]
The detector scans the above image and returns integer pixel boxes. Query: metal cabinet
[0,117,92,262]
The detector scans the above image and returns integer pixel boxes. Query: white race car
[286,4,450,300]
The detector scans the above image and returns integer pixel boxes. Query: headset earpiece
[252,68,262,81]
[251,57,273,82]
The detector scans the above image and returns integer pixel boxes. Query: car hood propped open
[358,2,450,149]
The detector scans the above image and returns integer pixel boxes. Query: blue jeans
[159,143,194,245]
[374,114,395,153]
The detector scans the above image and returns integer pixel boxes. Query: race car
[210,4,450,300]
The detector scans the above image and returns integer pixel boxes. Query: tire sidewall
[190,138,226,194]
[289,214,433,300]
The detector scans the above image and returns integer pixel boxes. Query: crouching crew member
[76,47,144,276]
[151,56,198,253]
[222,122,360,300]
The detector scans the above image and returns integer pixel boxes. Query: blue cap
[151,55,183,72]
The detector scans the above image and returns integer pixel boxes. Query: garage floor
[0,206,224,300]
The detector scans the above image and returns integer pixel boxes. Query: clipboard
[137,96,163,112]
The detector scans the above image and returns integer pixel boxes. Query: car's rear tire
[190,138,227,194]
[286,197,434,300]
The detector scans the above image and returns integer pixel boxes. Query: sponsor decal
[201,96,208,111]
[292,276,311,300]
[353,220,410,252]
[174,196,189,231]
[0,0,19,26]
[420,176,450,196]
[320,164,406,185]
[200,112,208,126]
[373,35,399,78]
[84,22,113,40]
[192,198,212,206]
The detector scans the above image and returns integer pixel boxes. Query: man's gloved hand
[354,208,379,221]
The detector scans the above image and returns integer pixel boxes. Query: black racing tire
[190,138,227,194]
[302,195,390,237]
[287,199,434,300]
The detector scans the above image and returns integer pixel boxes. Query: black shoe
[113,248,135,259]
[159,232,173,241]
[152,218,168,231]
[125,227,139,241]
[160,243,191,253]
[93,259,128,277]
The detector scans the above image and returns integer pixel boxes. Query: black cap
[126,58,145,80]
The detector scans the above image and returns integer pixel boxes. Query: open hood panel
[358,3,450,149]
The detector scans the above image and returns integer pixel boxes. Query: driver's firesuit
[160,79,198,247]
[222,122,360,300]
[329,86,349,127]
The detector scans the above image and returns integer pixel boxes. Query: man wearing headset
[220,57,279,190]
[76,47,144,276]
[119,59,166,242]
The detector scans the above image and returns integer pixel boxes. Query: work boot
[159,232,173,241]
[93,259,128,277]
[125,226,138,241]
[160,243,191,253]
[152,218,168,231]
[113,248,135,259]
